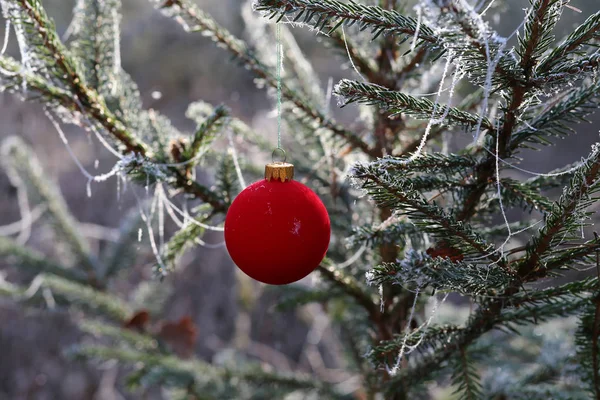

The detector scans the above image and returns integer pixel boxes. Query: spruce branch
[367,252,513,297]
[518,0,563,79]
[455,1,572,222]
[1,2,227,211]
[498,295,590,326]
[317,263,378,318]
[509,277,598,307]
[534,53,600,88]
[39,273,131,321]
[438,0,520,87]
[451,347,482,400]
[0,55,78,107]
[69,0,122,97]
[511,81,600,150]
[253,0,437,44]
[71,345,345,397]
[184,104,230,164]
[274,285,345,311]
[517,144,600,280]
[160,212,212,273]
[349,219,424,249]
[1,136,100,274]
[3,0,149,155]
[575,294,600,399]
[352,163,498,263]
[0,236,90,285]
[101,207,145,279]
[542,241,600,274]
[79,319,159,352]
[368,324,461,368]
[155,0,375,157]
[538,9,600,73]
[335,79,494,131]
[187,101,272,151]
[498,178,553,212]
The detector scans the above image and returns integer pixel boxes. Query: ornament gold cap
[265,162,294,182]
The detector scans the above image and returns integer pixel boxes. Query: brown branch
[17,0,149,155]
[520,0,552,78]
[14,0,227,212]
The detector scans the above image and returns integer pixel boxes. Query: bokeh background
[0,0,599,399]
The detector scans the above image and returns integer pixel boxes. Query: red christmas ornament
[224,162,330,285]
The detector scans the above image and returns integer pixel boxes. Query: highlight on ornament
[224,160,331,285]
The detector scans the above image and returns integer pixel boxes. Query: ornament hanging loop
[266,149,294,182]
[272,147,287,163]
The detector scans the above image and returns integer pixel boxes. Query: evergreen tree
[1,0,600,399]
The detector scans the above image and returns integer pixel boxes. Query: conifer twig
[254,0,437,43]
[157,0,376,157]
[336,80,494,131]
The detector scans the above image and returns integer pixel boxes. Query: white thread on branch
[335,244,367,269]
[227,128,247,189]
[411,4,422,53]
[132,186,167,270]
[45,109,123,197]
[405,52,455,163]
[1,19,10,56]
[342,25,365,81]
[495,120,512,247]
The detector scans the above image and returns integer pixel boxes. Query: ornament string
[275,21,284,159]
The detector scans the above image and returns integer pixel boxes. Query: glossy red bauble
[224,177,330,285]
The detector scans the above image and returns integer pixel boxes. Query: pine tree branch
[498,178,553,212]
[542,241,600,275]
[184,104,230,164]
[187,101,272,151]
[387,277,596,393]
[438,1,521,87]
[160,211,212,273]
[518,0,562,79]
[1,136,100,275]
[575,293,600,399]
[538,9,600,73]
[2,3,227,212]
[0,55,78,107]
[369,255,512,297]
[72,345,345,397]
[369,153,478,175]
[101,207,145,279]
[510,277,598,306]
[254,0,437,44]
[0,236,91,285]
[452,346,481,400]
[335,80,494,131]
[0,66,226,211]
[517,144,600,280]
[511,81,600,150]
[353,165,499,264]
[317,263,378,318]
[69,0,122,97]
[394,88,485,157]
[8,0,149,155]
[349,219,424,249]
[40,273,131,321]
[156,0,376,157]
[368,324,461,368]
